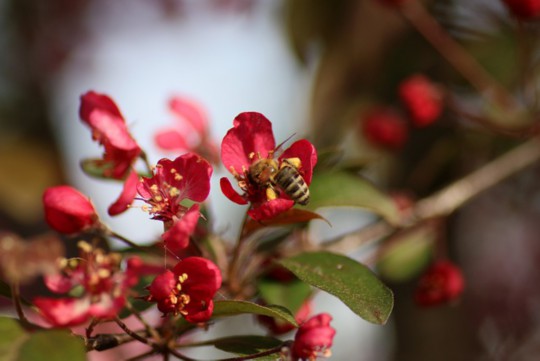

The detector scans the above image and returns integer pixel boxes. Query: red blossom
[34,242,141,327]
[155,96,219,164]
[43,185,99,234]
[79,91,141,179]
[108,169,139,216]
[399,74,444,127]
[361,107,408,150]
[220,112,317,221]
[292,313,336,361]
[502,0,540,19]
[415,260,465,307]
[147,257,222,323]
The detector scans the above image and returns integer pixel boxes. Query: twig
[114,317,155,348]
[10,282,30,326]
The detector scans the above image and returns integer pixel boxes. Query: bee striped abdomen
[274,165,310,205]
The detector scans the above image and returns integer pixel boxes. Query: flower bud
[361,107,408,150]
[399,74,443,127]
[415,260,464,307]
[292,313,336,360]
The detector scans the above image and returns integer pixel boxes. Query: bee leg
[282,157,302,169]
[266,186,278,201]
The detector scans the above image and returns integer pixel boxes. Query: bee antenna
[275,133,296,152]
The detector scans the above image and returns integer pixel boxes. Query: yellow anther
[150,184,159,193]
[97,269,111,279]
[170,294,178,305]
[178,273,188,283]
[176,283,182,291]
[248,152,255,159]
[169,187,180,197]
[68,258,79,268]
[174,173,183,181]
[77,241,92,253]
[154,195,163,202]
[170,168,177,173]
[58,258,68,269]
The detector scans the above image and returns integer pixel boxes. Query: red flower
[34,242,141,327]
[415,260,464,307]
[220,112,317,220]
[155,96,219,165]
[79,91,141,179]
[291,313,336,361]
[259,300,312,335]
[137,153,212,253]
[361,107,408,150]
[399,74,443,127]
[43,185,99,234]
[502,0,540,19]
[147,257,222,323]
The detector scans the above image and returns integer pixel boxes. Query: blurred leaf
[212,300,298,327]
[213,335,282,359]
[0,317,27,360]
[279,251,393,324]
[307,171,400,225]
[80,158,116,180]
[243,208,328,237]
[377,224,436,283]
[258,279,312,315]
[18,330,86,361]
[118,275,155,319]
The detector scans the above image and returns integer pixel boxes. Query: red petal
[87,109,140,152]
[279,139,318,185]
[173,257,222,298]
[148,270,176,301]
[43,186,98,234]
[169,96,208,135]
[88,294,126,319]
[108,170,139,216]
[184,300,214,323]
[44,273,73,294]
[34,297,91,327]
[219,177,248,205]
[161,205,200,255]
[79,91,123,124]
[221,112,275,175]
[154,129,190,151]
[247,198,295,221]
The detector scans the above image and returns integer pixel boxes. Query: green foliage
[212,300,298,327]
[213,335,283,360]
[308,171,401,225]
[279,251,394,324]
[258,278,312,315]
[0,317,86,361]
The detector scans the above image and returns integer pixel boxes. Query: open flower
[43,185,99,234]
[414,260,464,307]
[399,74,443,127]
[137,153,212,253]
[155,96,219,165]
[291,313,336,361]
[33,241,141,327]
[146,257,222,323]
[220,112,317,220]
[79,91,141,179]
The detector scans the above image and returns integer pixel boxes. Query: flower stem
[114,316,154,347]
[10,282,29,326]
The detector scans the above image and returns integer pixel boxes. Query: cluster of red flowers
[37,91,335,360]
[361,74,444,150]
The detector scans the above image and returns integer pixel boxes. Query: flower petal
[279,139,318,185]
[108,170,139,216]
[43,186,98,234]
[34,297,91,327]
[169,96,208,135]
[247,198,295,221]
[219,177,248,205]
[154,128,190,151]
[173,257,222,299]
[79,91,123,123]
[221,112,275,175]
[161,204,200,255]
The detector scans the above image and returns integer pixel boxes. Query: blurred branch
[322,136,540,253]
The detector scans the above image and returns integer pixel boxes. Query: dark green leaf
[17,330,86,361]
[213,335,282,355]
[377,224,435,283]
[279,251,393,324]
[307,171,400,225]
[212,300,297,327]
[258,279,311,315]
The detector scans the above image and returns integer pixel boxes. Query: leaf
[258,279,312,315]
[377,224,436,283]
[279,251,393,325]
[212,300,298,327]
[307,171,400,225]
[0,317,86,361]
[80,158,116,180]
[118,275,155,319]
[213,335,282,357]
[17,330,86,361]
[243,208,328,237]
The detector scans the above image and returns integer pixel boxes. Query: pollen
[174,173,183,181]
[248,152,255,159]
[178,273,188,283]
[169,187,180,197]
[78,241,92,253]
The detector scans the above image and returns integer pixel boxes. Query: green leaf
[212,300,298,327]
[377,225,436,283]
[279,251,393,325]
[80,158,116,180]
[213,335,282,357]
[0,317,27,360]
[307,171,400,225]
[258,279,311,315]
[17,330,86,361]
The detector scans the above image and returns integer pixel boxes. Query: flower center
[168,272,192,316]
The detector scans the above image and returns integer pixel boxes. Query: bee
[248,157,310,205]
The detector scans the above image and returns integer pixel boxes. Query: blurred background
[2,0,540,360]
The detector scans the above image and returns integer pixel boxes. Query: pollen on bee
[282,157,302,169]
[266,187,278,201]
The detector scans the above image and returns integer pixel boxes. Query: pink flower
[361,107,408,150]
[155,96,219,165]
[292,313,336,361]
[137,153,212,253]
[414,260,464,307]
[399,74,443,127]
[79,91,141,179]
[146,257,222,323]
[43,185,99,234]
[34,242,141,327]
[220,112,317,221]
[502,0,540,19]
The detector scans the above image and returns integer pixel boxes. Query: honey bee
[248,157,310,205]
